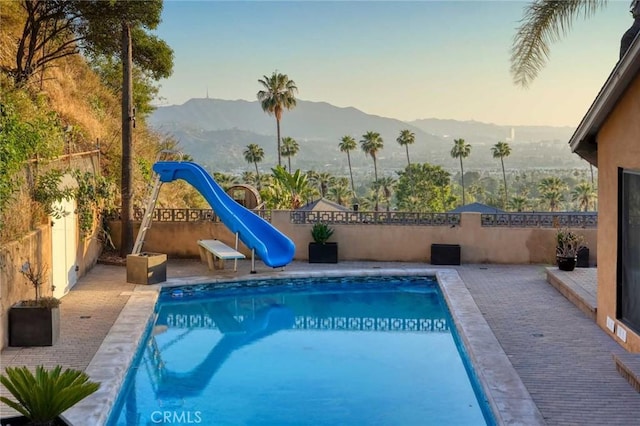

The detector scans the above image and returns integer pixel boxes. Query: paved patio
[2,260,640,425]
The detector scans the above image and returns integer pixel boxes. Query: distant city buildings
[505,127,515,143]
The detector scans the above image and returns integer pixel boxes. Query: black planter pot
[431,244,461,265]
[309,242,338,263]
[0,415,69,425]
[557,256,577,272]
[9,305,60,347]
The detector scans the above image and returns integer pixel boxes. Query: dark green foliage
[0,365,100,424]
[73,170,114,237]
[7,0,173,88]
[0,98,64,224]
[33,170,74,219]
[311,222,334,244]
[395,163,455,212]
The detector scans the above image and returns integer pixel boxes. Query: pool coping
[64,267,544,425]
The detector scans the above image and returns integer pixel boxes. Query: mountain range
[148,98,585,175]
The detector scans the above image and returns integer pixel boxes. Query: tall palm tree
[243,144,265,187]
[571,181,597,211]
[360,131,384,211]
[510,1,609,87]
[450,138,472,205]
[491,141,512,209]
[280,136,299,172]
[339,135,358,200]
[257,71,298,167]
[374,176,396,212]
[396,129,415,166]
[538,176,567,195]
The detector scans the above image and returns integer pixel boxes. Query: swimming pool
[107,275,495,425]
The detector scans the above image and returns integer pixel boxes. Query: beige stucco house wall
[569,32,640,352]
[593,74,640,352]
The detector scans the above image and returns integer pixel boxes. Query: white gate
[51,197,77,299]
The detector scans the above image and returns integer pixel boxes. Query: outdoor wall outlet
[606,316,616,332]
[616,325,627,343]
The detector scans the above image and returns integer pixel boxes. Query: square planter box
[9,305,60,347]
[309,242,338,264]
[431,244,461,265]
[126,252,167,285]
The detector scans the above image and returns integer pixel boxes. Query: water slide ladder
[131,150,185,255]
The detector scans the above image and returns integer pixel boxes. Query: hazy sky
[156,1,633,127]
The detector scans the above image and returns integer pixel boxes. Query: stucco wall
[109,212,597,265]
[0,226,53,350]
[0,221,103,351]
[596,73,640,352]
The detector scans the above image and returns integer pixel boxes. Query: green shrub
[311,222,334,244]
[0,365,100,424]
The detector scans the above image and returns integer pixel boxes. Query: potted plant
[308,222,338,263]
[0,365,100,426]
[556,228,586,271]
[9,262,61,347]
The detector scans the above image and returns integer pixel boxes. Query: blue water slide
[152,161,295,268]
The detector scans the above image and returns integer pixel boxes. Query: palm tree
[313,172,334,198]
[280,136,299,172]
[450,138,472,205]
[374,176,396,212]
[243,144,265,187]
[571,181,597,211]
[339,135,358,201]
[540,189,565,212]
[396,129,415,166]
[327,183,352,206]
[510,1,609,87]
[491,141,512,209]
[271,165,310,209]
[508,195,529,212]
[213,172,239,191]
[360,131,384,211]
[538,176,567,194]
[257,71,298,167]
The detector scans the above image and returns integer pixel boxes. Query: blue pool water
[108,276,495,425]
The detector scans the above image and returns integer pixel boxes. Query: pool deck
[2,260,640,425]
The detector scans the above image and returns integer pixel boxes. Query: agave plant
[0,365,100,425]
[311,222,334,244]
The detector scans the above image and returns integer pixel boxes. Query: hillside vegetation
[0,2,203,244]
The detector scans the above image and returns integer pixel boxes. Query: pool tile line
[437,269,546,426]
[63,288,160,426]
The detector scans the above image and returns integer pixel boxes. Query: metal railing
[290,210,462,226]
[106,208,597,229]
[481,212,597,228]
[106,208,271,222]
